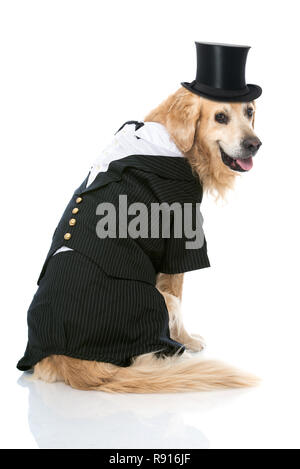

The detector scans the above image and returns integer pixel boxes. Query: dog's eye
[215,113,228,124]
[247,108,254,118]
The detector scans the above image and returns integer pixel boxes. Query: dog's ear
[166,90,202,153]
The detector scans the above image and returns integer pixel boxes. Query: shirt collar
[87,121,183,186]
[135,122,183,157]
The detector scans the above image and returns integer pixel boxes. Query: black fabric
[37,155,210,285]
[17,251,184,371]
[182,42,262,102]
[17,153,210,371]
[116,120,144,133]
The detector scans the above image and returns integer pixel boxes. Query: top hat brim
[181,81,262,103]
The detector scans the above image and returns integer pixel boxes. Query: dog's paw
[184,334,206,352]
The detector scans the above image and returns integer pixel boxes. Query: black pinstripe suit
[17,132,210,371]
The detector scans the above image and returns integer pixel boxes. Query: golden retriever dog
[33,87,262,393]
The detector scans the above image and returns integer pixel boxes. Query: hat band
[190,80,250,97]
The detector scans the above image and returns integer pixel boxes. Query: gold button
[64,233,71,240]
[76,197,83,204]
[69,218,76,226]
[72,207,79,214]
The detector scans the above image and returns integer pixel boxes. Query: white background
[0,0,299,449]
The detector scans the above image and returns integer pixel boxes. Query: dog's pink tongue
[236,157,253,171]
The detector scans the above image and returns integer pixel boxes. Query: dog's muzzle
[219,147,254,172]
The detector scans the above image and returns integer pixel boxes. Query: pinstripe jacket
[37,122,210,286]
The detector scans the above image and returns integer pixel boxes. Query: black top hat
[182,42,262,102]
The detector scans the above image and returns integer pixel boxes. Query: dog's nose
[242,137,262,153]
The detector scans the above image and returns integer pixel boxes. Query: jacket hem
[16,343,185,372]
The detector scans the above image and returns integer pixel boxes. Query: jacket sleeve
[158,203,210,274]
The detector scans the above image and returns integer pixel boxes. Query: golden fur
[145,87,256,198]
[34,353,258,393]
[33,87,260,393]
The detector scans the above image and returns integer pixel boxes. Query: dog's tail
[34,352,259,393]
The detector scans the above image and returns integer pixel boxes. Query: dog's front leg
[156,273,205,352]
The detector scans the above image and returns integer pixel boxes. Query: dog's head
[146,88,262,196]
